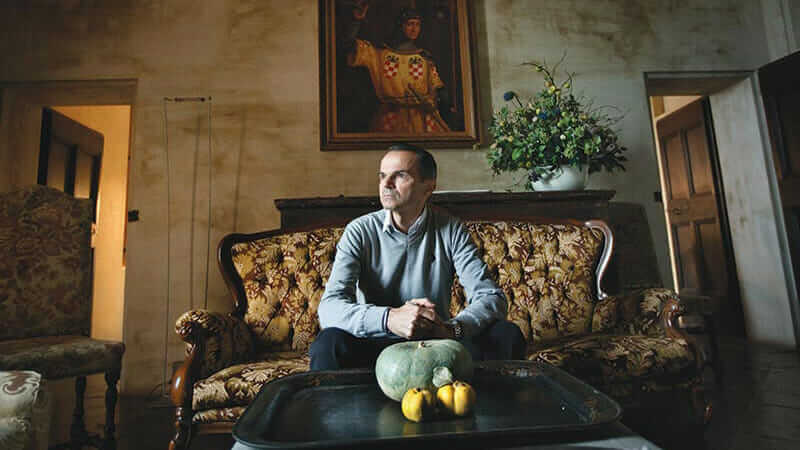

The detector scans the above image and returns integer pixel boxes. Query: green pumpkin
[375,339,474,402]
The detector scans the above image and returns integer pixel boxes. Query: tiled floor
[56,336,800,450]
[700,338,800,449]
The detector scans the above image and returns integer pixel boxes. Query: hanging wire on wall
[160,96,213,398]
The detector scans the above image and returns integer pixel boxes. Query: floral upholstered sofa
[168,218,707,449]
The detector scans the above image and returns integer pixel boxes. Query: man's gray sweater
[318,207,507,339]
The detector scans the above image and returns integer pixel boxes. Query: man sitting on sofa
[311,143,526,370]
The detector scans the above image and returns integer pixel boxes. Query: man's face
[379,150,435,214]
[402,18,421,41]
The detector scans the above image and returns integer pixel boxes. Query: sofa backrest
[223,220,608,353]
[449,222,605,343]
[228,228,344,352]
[0,185,93,341]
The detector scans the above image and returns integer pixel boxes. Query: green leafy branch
[486,58,628,185]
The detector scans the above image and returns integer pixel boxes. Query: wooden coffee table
[231,360,657,449]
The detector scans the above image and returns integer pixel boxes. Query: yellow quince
[436,381,477,417]
[401,387,435,423]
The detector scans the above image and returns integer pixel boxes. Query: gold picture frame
[319,0,482,150]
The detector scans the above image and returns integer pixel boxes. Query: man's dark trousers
[309,320,526,371]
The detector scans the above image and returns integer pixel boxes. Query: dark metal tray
[233,360,622,449]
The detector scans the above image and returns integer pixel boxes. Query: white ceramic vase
[530,165,588,191]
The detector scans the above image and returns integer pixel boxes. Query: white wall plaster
[761,0,799,60]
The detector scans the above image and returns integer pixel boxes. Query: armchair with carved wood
[0,185,125,449]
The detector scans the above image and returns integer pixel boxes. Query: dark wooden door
[38,108,103,218]
[760,50,800,305]
[656,98,744,335]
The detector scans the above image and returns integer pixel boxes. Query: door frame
[0,79,136,190]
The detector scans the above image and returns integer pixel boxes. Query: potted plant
[486,60,627,191]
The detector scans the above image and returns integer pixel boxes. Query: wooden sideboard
[275,190,616,229]
[274,191,662,294]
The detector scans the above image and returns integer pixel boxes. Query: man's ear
[426,179,436,196]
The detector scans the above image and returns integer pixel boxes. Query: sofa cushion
[0,336,124,379]
[600,378,701,402]
[193,406,246,424]
[529,334,694,386]
[232,229,344,353]
[192,352,310,411]
[451,222,604,343]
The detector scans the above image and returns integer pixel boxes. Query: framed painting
[319,0,482,150]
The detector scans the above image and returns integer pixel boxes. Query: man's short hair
[388,143,437,180]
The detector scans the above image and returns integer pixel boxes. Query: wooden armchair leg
[103,369,120,450]
[169,318,203,450]
[70,376,89,449]
[168,407,194,450]
[50,373,116,450]
[691,385,713,427]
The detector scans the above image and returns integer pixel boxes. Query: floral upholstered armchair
[0,370,50,450]
[168,218,708,449]
[0,185,125,449]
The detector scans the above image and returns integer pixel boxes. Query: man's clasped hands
[387,299,454,339]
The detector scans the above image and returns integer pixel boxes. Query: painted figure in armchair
[310,143,526,370]
[343,3,453,133]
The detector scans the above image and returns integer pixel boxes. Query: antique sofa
[168,216,708,449]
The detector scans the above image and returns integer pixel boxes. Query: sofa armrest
[174,309,255,379]
[593,288,708,371]
[677,313,707,333]
[673,294,715,373]
[169,310,255,422]
[592,288,684,337]
[673,294,713,333]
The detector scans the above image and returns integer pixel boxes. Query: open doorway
[0,80,135,343]
[645,71,799,348]
[648,93,745,337]
[47,105,131,342]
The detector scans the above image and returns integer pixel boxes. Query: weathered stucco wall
[0,0,773,394]
[791,1,800,53]
[761,0,799,60]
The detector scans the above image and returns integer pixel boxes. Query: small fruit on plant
[436,381,477,417]
[401,388,435,423]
